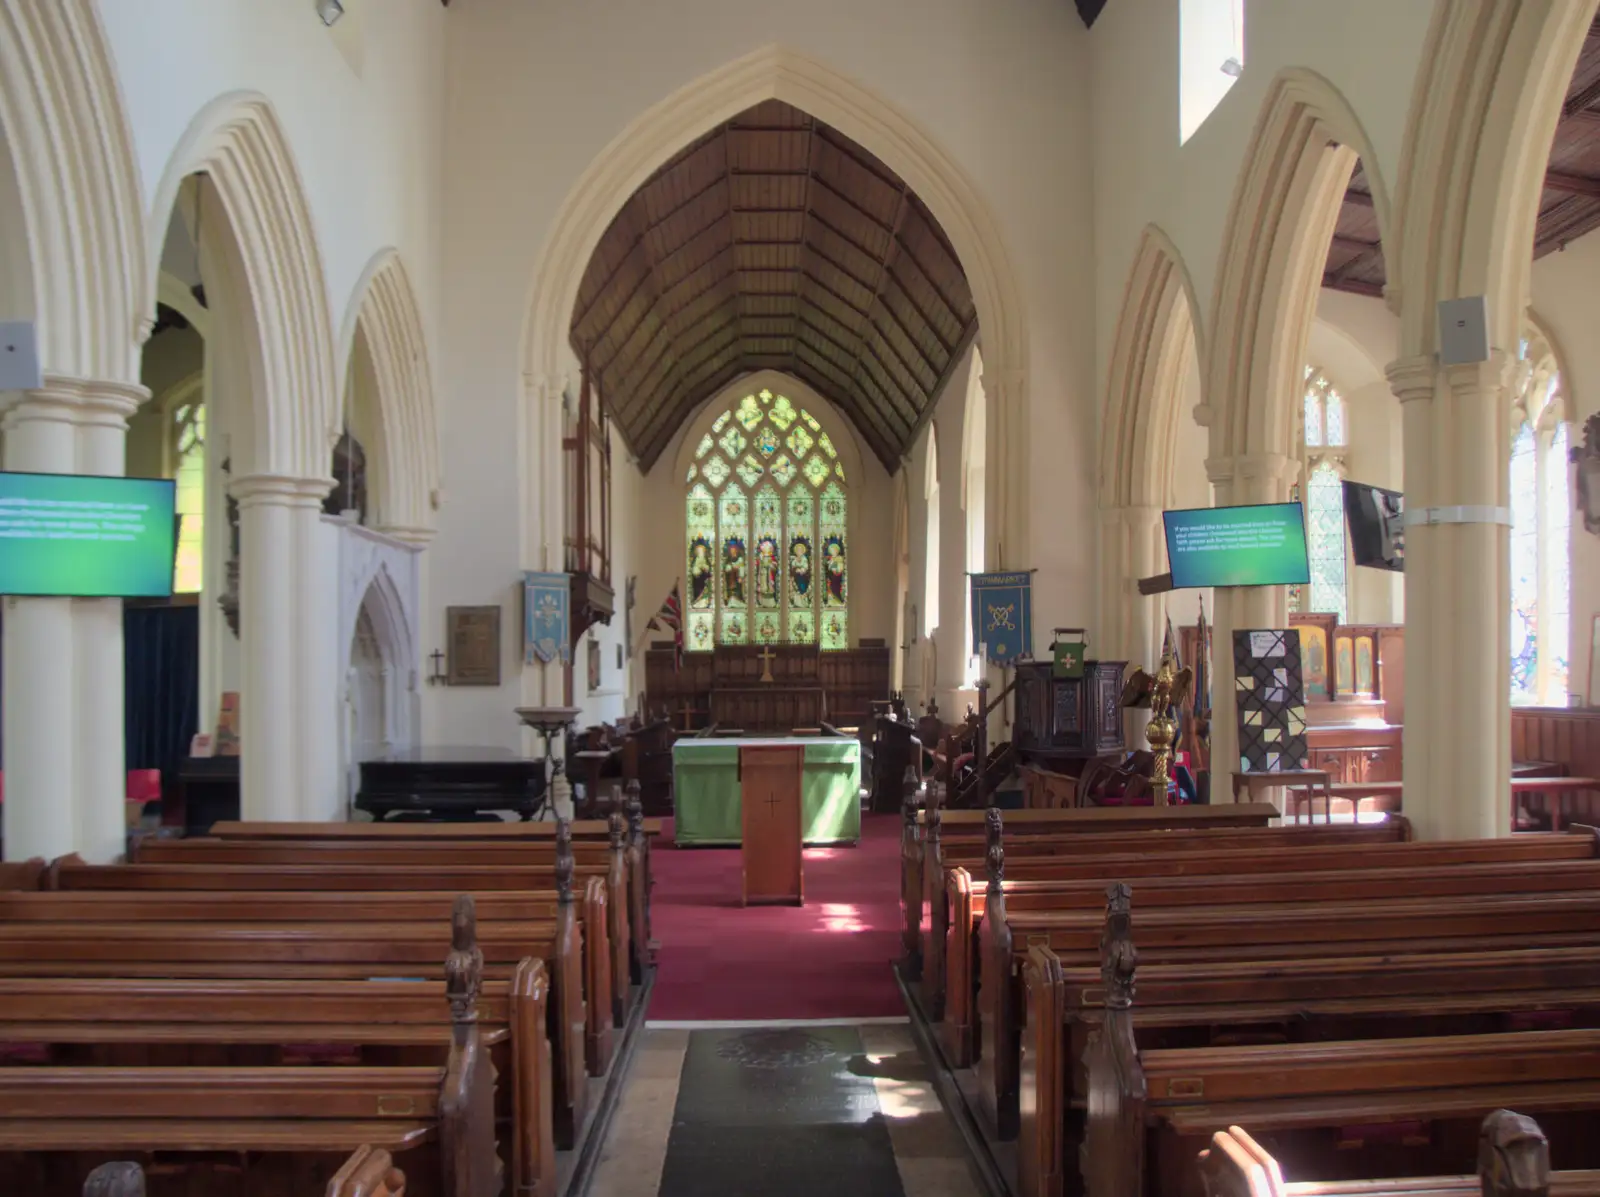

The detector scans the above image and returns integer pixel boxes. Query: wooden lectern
[740,745,804,906]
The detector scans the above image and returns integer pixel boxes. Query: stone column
[1388,354,1512,840]
[73,382,145,861]
[1,386,81,861]
[0,378,144,862]
[231,475,306,821]
[291,489,339,820]
[1204,453,1296,798]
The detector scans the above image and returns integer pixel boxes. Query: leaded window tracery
[685,388,849,650]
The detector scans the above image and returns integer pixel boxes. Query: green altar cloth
[672,737,862,847]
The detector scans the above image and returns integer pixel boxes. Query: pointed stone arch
[1206,68,1394,468]
[0,0,146,384]
[521,44,1031,565]
[340,250,441,542]
[1097,225,1204,662]
[147,92,337,482]
[1391,0,1599,361]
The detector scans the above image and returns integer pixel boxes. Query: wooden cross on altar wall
[757,644,776,683]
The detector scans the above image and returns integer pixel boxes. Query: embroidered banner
[523,571,570,665]
[969,570,1033,665]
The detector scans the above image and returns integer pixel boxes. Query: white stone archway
[1098,224,1204,669]
[146,92,342,823]
[0,0,150,862]
[519,44,1032,579]
[1199,68,1396,795]
[338,249,442,544]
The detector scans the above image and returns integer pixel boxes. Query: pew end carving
[326,1146,408,1197]
[977,807,1019,1139]
[82,1162,145,1197]
[1082,883,1144,1197]
[901,767,927,978]
[1479,1109,1552,1197]
[439,895,502,1197]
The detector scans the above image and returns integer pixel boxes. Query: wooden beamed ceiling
[1324,15,1600,297]
[570,100,979,472]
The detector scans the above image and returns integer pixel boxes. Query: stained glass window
[1509,330,1571,707]
[1293,368,1349,619]
[172,401,205,594]
[686,389,849,650]
[1306,460,1348,622]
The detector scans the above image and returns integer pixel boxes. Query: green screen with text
[0,472,176,597]
[1163,502,1311,589]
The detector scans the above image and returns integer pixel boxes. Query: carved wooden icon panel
[447,605,501,686]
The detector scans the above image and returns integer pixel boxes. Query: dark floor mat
[657,1026,905,1197]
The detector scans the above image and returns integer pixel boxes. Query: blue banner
[969,570,1033,665]
[523,571,570,665]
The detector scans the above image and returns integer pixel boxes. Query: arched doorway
[341,563,420,814]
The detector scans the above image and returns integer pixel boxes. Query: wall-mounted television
[1343,480,1405,572]
[0,471,177,598]
[1163,502,1312,589]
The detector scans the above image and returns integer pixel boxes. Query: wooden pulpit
[740,745,804,906]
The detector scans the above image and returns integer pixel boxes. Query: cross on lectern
[764,789,783,815]
[757,644,777,683]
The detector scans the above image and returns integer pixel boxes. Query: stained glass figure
[1549,421,1571,700]
[686,391,848,651]
[1510,420,1538,705]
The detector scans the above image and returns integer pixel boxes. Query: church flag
[648,584,684,672]
[969,570,1033,665]
[523,571,570,666]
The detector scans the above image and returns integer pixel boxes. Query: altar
[672,737,862,846]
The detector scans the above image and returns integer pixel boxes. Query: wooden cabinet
[1305,723,1402,785]
[1012,660,1127,767]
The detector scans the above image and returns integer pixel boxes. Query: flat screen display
[1163,502,1312,589]
[1343,480,1405,572]
[0,471,177,597]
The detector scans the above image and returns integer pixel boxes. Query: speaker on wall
[1438,297,1490,366]
[0,321,42,393]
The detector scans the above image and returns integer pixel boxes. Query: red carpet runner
[646,811,907,1021]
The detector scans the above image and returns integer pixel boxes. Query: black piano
[355,746,548,822]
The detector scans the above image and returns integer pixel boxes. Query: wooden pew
[941,851,1600,1063]
[0,900,553,1196]
[974,860,1600,1143]
[1072,918,1600,1197]
[125,811,650,990]
[927,822,1599,1057]
[0,910,500,1197]
[911,811,1418,999]
[1197,1113,1600,1195]
[0,904,590,1154]
[1019,895,1600,1197]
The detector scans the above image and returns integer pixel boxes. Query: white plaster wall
[1166,352,1214,633]
[434,0,1096,747]
[1089,0,1433,424]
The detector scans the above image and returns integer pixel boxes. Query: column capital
[1385,355,1437,403]
[230,472,331,509]
[1441,350,1513,401]
[979,365,1024,401]
[1204,451,1298,488]
[0,375,148,431]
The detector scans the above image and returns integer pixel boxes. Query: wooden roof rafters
[570,100,979,472]
[1323,17,1600,296]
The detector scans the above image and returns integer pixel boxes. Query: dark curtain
[124,605,199,791]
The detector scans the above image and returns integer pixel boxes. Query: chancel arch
[1097,224,1203,670]
[521,44,1029,580]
